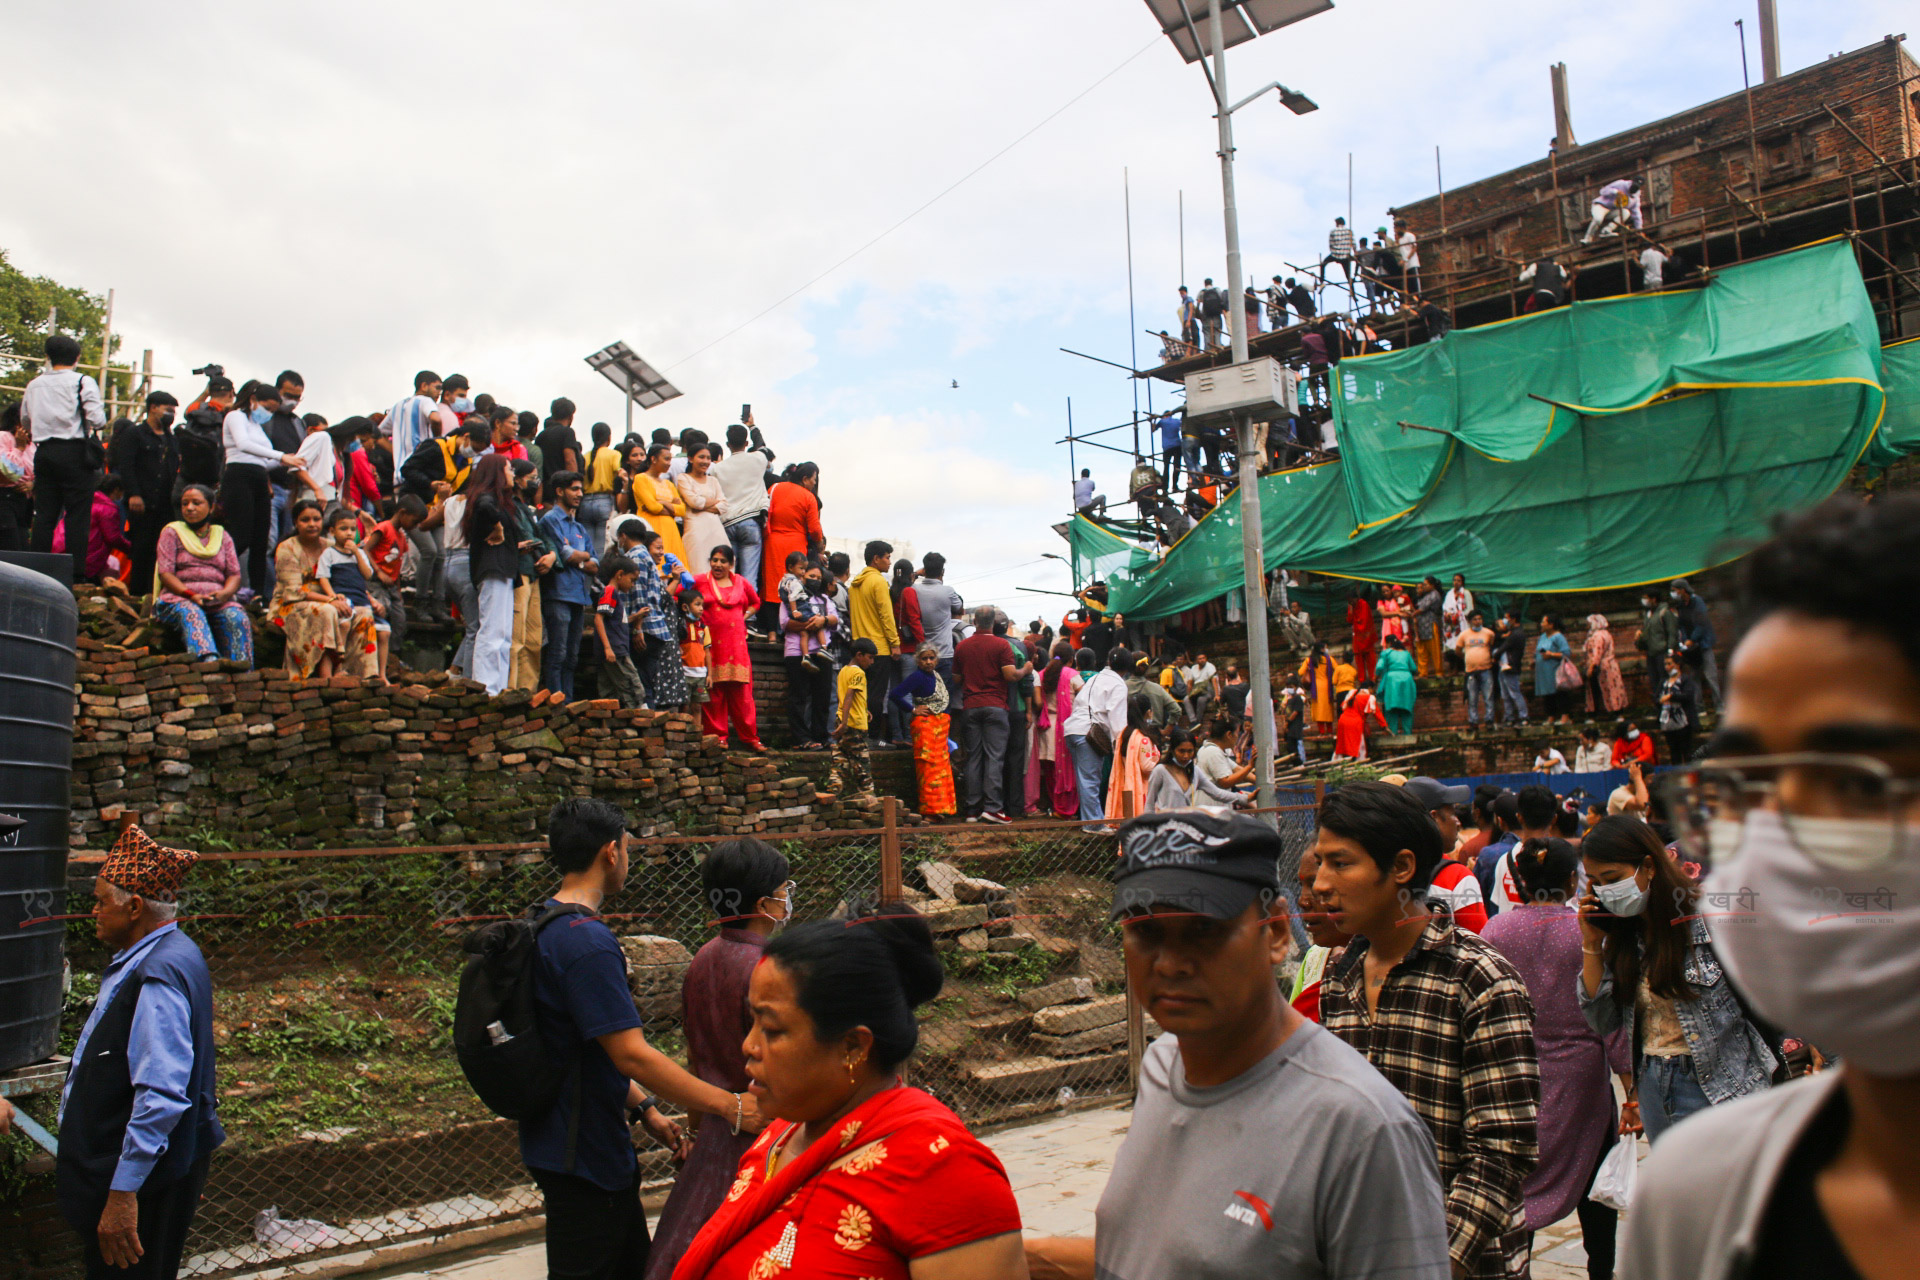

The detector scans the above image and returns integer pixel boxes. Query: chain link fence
[20,794,1320,1276]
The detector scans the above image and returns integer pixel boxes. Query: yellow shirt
[586,445,623,494]
[847,566,900,650]
[837,663,869,732]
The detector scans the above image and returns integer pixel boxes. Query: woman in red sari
[1346,590,1377,684]
[1332,682,1388,761]
[697,545,767,751]
[673,907,1023,1280]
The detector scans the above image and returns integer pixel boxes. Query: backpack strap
[527,900,593,1173]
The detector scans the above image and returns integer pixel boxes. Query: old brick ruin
[68,636,886,853]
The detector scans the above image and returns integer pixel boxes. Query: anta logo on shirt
[1222,1190,1273,1231]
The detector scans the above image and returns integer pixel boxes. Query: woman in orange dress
[271,499,377,679]
[762,464,823,603]
[1299,643,1337,733]
[629,442,690,567]
[672,907,1023,1280]
[1103,694,1162,822]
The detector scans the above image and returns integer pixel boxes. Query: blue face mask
[250,407,273,426]
[452,397,473,415]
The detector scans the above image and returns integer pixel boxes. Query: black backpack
[454,902,586,1124]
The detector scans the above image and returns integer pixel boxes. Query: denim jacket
[1576,916,1775,1105]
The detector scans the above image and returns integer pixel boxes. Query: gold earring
[845,1054,860,1084]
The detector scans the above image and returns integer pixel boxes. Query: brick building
[1391,34,1920,333]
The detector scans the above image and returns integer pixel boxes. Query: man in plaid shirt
[1313,782,1539,1280]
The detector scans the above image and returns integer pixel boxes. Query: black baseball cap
[1403,776,1470,811]
[1110,811,1284,922]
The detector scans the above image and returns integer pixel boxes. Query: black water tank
[0,559,78,1071]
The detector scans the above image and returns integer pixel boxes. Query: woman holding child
[270,498,376,679]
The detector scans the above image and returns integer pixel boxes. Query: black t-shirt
[1287,286,1315,319]
[536,424,582,479]
[1532,260,1568,304]
[1222,680,1250,721]
[1749,1089,1863,1280]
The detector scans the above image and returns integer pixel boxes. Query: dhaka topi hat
[100,824,198,902]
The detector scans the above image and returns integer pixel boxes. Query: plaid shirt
[1321,913,1539,1280]
[630,553,676,643]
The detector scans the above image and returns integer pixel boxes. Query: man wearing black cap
[1404,776,1488,934]
[1312,782,1538,1280]
[108,391,181,592]
[1026,811,1450,1280]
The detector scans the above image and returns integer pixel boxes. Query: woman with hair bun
[1483,836,1630,1278]
[672,904,1023,1280]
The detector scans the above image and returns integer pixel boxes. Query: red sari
[1347,596,1377,683]
[697,570,764,747]
[672,1086,1021,1280]
[1334,688,1387,760]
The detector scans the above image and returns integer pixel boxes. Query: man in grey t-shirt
[1026,811,1449,1280]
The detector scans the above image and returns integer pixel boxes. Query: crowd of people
[24,488,1919,1280]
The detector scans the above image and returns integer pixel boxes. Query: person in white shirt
[294,415,337,506]
[1581,176,1643,243]
[1181,652,1219,724]
[1062,647,1132,820]
[386,370,443,461]
[20,332,107,564]
[1571,727,1612,773]
[1394,218,1421,295]
[710,421,773,592]
[1639,243,1670,290]
[1532,745,1571,774]
[219,383,304,596]
[1072,468,1104,515]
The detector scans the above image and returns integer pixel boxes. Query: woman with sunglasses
[1576,814,1776,1142]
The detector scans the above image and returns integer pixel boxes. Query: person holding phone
[1575,814,1776,1143]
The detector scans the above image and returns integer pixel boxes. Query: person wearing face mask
[1609,718,1654,771]
[1620,494,1920,1279]
[640,839,794,1280]
[108,391,181,593]
[263,371,308,543]
[1576,815,1775,1147]
[219,382,306,597]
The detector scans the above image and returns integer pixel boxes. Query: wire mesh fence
[21,794,1321,1276]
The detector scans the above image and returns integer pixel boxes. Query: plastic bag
[1587,1134,1638,1211]
[253,1206,337,1253]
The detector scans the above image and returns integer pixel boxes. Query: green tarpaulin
[1088,239,1915,620]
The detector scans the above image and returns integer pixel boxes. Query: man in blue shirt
[538,471,597,701]
[527,799,766,1279]
[56,824,224,1280]
[1158,409,1183,491]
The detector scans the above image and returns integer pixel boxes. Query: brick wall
[1390,38,1918,294]
[68,639,873,852]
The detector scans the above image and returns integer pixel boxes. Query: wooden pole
[879,795,903,901]
[98,288,115,421]
[138,349,153,403]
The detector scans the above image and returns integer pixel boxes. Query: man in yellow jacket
[848,540,903,746]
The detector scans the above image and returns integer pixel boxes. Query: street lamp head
[1277,85,1318,114]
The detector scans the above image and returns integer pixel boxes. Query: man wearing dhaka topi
[55,825,225,1279]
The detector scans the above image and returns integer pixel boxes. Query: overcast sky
[3,1,1905,612]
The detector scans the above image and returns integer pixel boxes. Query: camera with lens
[191,362,225,379]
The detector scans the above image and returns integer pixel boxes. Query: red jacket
[1428,861,1488,934]
[1611,733,1655,769]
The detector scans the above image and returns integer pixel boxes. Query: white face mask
[1593,873,1648,917]
[1706,809,1920,1075]
[1626,728,1641,741]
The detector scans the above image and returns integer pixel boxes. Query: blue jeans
[1639,1054,1712,1144]
[540,598,585,700]
[726,518,762,598]
[270,483,294,544]
[1497,668,1530,723]
[1066,734,1104,821]
[579,493,615,556]
[1466,669,1493,725]
[445,549,479,675]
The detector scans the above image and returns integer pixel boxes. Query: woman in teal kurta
[1375,634,1419,734]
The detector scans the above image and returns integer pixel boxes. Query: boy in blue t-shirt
[522,799,766,1278]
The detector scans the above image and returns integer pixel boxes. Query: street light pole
[1207,0,1279,810]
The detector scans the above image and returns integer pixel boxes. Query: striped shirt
[386,393,439,461]
[1320,913,1539,1280]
